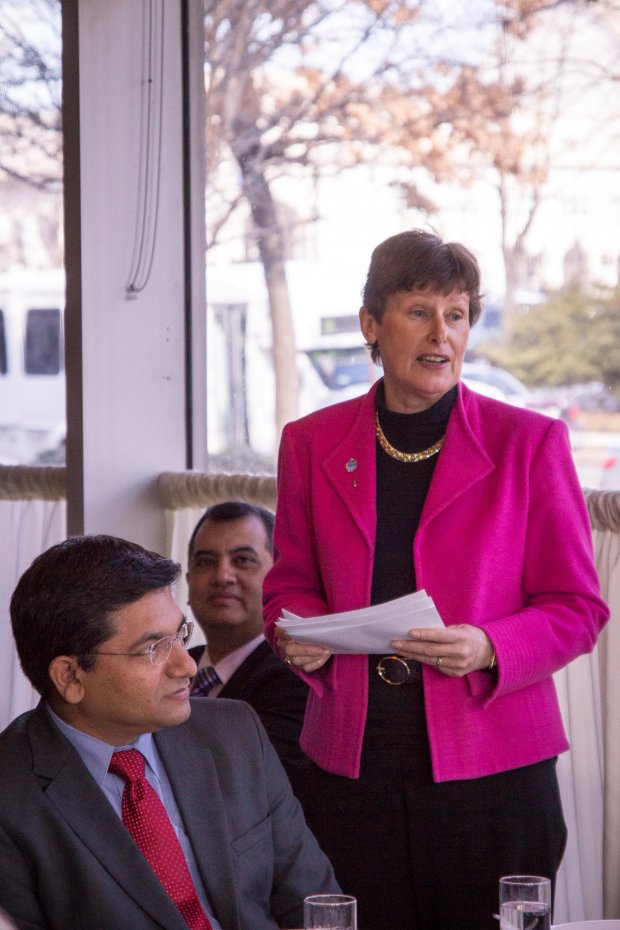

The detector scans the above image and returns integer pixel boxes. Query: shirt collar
[47,705,158,787]
[199,632,264,686]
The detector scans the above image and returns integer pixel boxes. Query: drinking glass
[499,875,551,930]
[303,894,357,930]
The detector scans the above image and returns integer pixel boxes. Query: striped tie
[190,665,221,697]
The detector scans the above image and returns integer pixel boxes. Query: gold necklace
[375,412,445,463]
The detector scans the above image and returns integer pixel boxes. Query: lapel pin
[345,458,358,488]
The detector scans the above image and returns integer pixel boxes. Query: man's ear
[48,655,86,705]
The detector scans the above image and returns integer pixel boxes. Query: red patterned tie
[109,749,213,930]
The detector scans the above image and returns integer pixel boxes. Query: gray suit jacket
[189,641,310,795]
[0,699,338,930]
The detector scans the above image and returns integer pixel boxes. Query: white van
[206,260,374,462]
[0,268,66,464]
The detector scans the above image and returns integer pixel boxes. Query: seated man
[0,535,338,930]
[186,502,309,791]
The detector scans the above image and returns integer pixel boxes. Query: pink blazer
[263,381,609,781]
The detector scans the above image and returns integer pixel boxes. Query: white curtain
[0,467,67,730]
[554,642,605,920]
[587,490,620,920]
[540,489,620,923]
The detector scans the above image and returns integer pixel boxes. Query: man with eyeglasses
[0,534,338,930]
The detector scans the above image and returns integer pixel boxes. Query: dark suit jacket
[190,641,310,793]
[0,699,338,930]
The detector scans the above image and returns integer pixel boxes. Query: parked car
[462,363,581,422]
[461,362,531,407]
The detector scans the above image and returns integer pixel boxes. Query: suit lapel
[189,644,206,664]
[29,704,187,930]
[156,724,240,930]
[420,385,495,527]
[220,641,264,699]
[320,385,378,551]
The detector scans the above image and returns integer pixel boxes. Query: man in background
[0,534,338,930]
[187,502,309,791]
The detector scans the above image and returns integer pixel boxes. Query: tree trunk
[499,174,517,344]
[498,172,539,346]
[236,150,299,444]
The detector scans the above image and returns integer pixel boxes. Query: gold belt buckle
[376,655,413,685]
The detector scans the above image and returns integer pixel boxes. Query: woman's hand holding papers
[275,626,332,673]
[391,624,494,677]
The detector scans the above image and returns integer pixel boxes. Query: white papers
[277,590,444,654]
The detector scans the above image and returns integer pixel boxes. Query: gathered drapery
[583,490,620,919]
[0,467,67,730]
[552,489,620,920]
[0,466,617,922]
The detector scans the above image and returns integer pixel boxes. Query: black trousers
[301,675,567,930]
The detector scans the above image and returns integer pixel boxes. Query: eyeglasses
[376,655,421,685]
[76,618,194,667]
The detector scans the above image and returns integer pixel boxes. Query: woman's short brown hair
[362,230,483,363]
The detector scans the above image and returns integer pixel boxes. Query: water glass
[499,875,551,930]
[303,894,357,930]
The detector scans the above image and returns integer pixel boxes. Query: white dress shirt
[196,632,264,697]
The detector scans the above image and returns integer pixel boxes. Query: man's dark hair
[187,501,275,563]
[10,534,181,701]
[362,229,483,363]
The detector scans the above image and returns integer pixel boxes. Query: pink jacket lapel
[420,385,495,527]
[320,384,378,552]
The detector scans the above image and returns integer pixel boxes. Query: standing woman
[263,230,609,930]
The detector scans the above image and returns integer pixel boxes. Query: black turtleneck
[370,381,457,606]
[363,381,457,753]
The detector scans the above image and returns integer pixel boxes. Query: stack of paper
[277,589,444,654]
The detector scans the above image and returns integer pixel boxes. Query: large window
[0,0,64,465]
[203,0,620,488]
[1,2,619,484]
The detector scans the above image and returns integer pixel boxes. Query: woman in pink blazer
[263,230,608,930]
